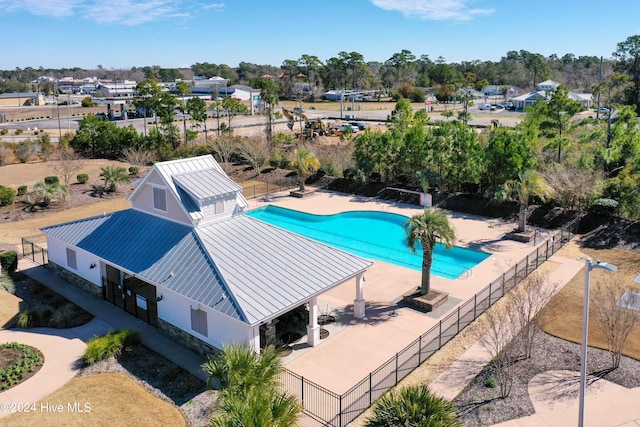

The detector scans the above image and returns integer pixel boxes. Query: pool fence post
[395,353,399,384]
[369,373,372,405]
[418,336,422,364]
[489,282,492,305]
[474,294,477,319]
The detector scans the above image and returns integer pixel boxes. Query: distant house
[94,80,137,98]
[512,80,593,110]
[41,155,371,355]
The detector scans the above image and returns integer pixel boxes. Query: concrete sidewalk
[0,325,103,417]
[16,258,207,382]
[428,253,640,427]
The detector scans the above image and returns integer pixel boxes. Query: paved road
[0,105,527,144]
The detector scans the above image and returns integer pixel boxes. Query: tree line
[4,35,640,110]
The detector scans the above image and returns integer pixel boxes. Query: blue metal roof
[42,208,372,326]
[41,210,244,322]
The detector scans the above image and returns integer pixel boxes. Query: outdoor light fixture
[156,294,164,302]
[578,259,617,427]
[89,262,96,269]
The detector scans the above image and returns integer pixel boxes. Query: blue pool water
[246,205,490,280]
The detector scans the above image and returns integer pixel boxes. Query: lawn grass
[542,246,640,360]
[0,288,23,328]
[2,373,187,426]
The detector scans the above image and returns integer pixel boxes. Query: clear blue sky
[1,0,638,70]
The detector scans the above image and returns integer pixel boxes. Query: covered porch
[256,272,367,352]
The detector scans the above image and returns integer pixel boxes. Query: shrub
[15,129,23,135]
[0,251,18,275]
[44,176,59,185]
[0,185,16,207]
[590,198,619,216]
[17,185,28,196]
[320,161,337,177]
[48,304,78,328]
[14,140,40,163]
[484,378,497,388]
[0,146,10,166]
[81,97,97,107]
[83,329,142,364]
[0,129,7,135]
[128,166,139,176]
[17,308,44,328]
[0,273,15,294]
[77,173,89,184]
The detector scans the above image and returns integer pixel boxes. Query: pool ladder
[457,267,473,279]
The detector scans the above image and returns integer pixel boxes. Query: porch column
[249,326,261,353]
[354,273,365,319]
[306,296,320,346]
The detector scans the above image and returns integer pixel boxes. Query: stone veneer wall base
[158,318,219,357]
[46,262,220,359]
[47,261,102,298]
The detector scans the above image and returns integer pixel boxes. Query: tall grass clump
[83,329,142,364]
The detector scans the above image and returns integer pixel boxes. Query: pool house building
[41,155,371,355]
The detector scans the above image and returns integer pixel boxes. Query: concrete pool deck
[248,189,558,394]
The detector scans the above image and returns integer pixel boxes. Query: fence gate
[21,234,48,265]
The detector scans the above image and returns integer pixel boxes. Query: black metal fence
[281,216,580,426]
[21,233,48,265]
[241,182,296,200]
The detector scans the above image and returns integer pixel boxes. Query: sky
[1,0,639,71]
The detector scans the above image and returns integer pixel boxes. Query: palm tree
[499,169,554,232]
[202,343,282,393]
[99,165,130,193]
[211,387,301,427]
[365,385,462,427]
[405,209,456,296]
[203,344,301,426]
[290,148,321,192]
[28,181,68,208]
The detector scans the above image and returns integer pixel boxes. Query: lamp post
[578,259,617,427]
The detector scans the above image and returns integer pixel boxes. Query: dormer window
[153,187,167,211]
[215,200,224,214]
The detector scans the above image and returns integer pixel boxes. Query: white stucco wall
[156,286,255,350]
[131,180,192,225]
[199,194,238,226]
[46,236,103,286]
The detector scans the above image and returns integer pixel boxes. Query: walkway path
[0,323,105,417]
[0,259,207,418]
[427,251,640,427]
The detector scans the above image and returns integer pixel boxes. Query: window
[66,248,77,270]
[153,187,167,211]
[190,306,208,336]
[214,201,224,214]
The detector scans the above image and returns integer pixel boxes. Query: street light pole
[578,259,617,427]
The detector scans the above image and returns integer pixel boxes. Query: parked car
[293,107,305,114]
[477,103,496,111]
[349,121,368,131]
[597,106,610,114]
[497,102,514,110]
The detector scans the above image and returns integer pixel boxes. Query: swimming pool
[246,205,490,280]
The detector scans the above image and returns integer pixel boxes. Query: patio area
[247,189,555,394]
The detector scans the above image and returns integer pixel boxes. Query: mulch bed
[454,327,640,426]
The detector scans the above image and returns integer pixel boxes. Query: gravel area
[454,327,640,427]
